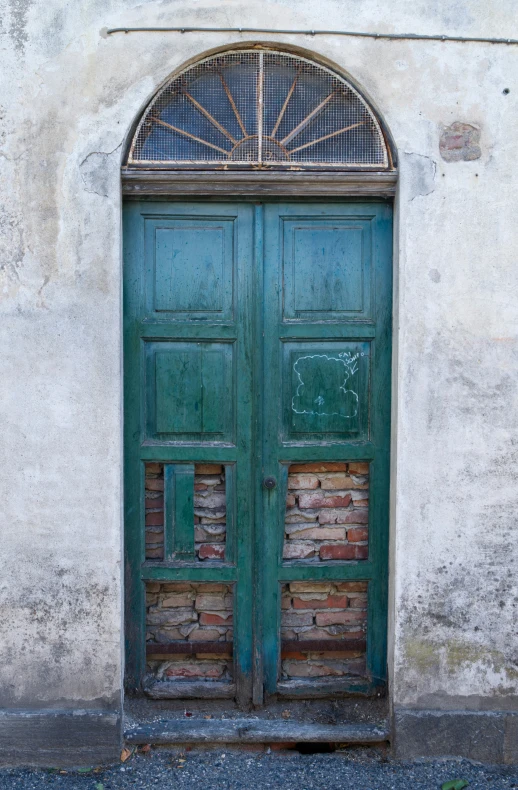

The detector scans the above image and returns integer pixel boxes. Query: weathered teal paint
[124,199,392,702]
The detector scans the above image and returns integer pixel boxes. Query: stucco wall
[0,0,517,762]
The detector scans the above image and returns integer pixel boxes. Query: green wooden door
[124,200,392,704]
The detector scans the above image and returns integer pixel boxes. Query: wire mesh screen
[128,50,390,169]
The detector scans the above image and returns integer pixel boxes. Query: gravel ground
[1,748,517,790]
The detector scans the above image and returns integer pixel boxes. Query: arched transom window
[128,50,391,169]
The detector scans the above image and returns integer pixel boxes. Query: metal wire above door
[127,50,391,169]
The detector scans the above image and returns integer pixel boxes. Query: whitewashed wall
[0,0,516,764]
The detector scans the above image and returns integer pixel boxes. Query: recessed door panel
[145,216,235,320]
[282,218,371,321]
[282,341,370,442]
[145,341,234,443]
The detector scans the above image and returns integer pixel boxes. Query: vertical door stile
[261,204,282,696]
[233,203,255,707]
[252,203,265,707]
[163,464,175,559]
[173,463,195,560]
[123,202,146,692]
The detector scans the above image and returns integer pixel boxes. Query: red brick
[145,496,164,509]
[282,542,316,559]
[348,594,368,609]
[188,628,223,641]
[199,612,233,625]
[282,661,344,677]
[195,593,232,610]
[198,544,225,560]
[145,478,164,491]
[287,526,346,541]
[145,512,163,526]
[289,463,347,473]
[288,474,319,489]
[194,483,208,491]
[298,493,352,509]
[286,494,296,507]
[162,594,194,607]
[443,133,465,150]
[145,548,163,559]
[195,464,223,474]
[165,662,224,678]
[315,610,367,626]
[281,611,313,627]
[318,508,367,525]
[319,544,368,560]
[348,463,370,475]
[161,583,194,592]
[145,531,162,543]
[280,651,308,660]
[347,527,369,542]
[319,509,353,524]
[289,582,332,593]
[293,595,348,609]
[345,509,368,524]
[145,463,162,475]
[335,582,368,592]
[319,474,351,490]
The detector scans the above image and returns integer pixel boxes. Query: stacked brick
[194,464,227,561]
[283,462,369,561]
[145,463,164,560]
[280,581,368,680]
[146,582,233,681]
[145,463,227,562]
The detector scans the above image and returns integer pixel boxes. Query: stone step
[124,717,390,744]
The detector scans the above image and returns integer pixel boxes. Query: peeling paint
[8,0,33,54]
[403,151,436,200]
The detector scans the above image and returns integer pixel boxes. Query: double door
[124,200,392,705]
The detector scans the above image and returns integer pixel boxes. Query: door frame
[122,176,397,706]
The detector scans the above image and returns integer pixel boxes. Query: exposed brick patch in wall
[146,582,233,682]
[283,463,369,562]
[280,582,368,680]
[145,463,227,562]
[439,122,481,162]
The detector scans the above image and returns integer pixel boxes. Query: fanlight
[128,50,390,169]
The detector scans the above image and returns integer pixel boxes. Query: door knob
[263,476,277,490]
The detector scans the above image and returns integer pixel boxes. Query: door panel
[282,219,371,320]
[261,202,392,698]
[146,341,234,441]
[124,202,254,704]
[145,216,235,320]
[282,340,370,441]
[124,199,392,705]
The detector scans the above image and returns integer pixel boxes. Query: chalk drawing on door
[291,353,360,418]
